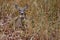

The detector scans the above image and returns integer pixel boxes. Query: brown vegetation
[0,0,60,40]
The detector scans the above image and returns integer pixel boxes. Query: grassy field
[0,0,60,40]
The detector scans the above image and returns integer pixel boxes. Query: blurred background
[0,0,60,40]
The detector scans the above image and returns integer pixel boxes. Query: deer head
[15,4,28,14]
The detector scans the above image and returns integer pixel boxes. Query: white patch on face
[20,10,24,13]
[19,15,24,17]
[21,12,24,13]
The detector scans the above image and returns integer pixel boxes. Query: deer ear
[15,4,18,9]
[15,4,20,10]
[24,4,28,9]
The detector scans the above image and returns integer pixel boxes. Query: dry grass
[0,0,60,40]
